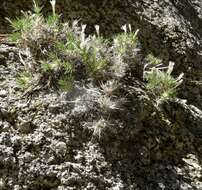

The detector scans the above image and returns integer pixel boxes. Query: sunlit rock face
[0,1,202,189]
[0,42,202,189]
[0,0,202,108]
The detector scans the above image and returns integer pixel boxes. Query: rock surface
[0,42,202,189]
[0,1,202,190]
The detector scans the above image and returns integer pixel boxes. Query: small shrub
[8,16,32,43]
[145,53,162,66]
[8,0,141,93]
[17,71,32,89]
[57,74,74,91]
[111,25,141,80]
[109,56,128,79]
[98,95,120,112]
[113,25,139,56]
[144,62,184,103]
[80,36,109,76]
[7,0,61,60]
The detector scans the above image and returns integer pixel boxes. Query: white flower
[121,24,127,33]
[95,25,100,36]
[80,24,87,44]
[167,61,175,75]
[50,0,56,16]
[128,24,132,32]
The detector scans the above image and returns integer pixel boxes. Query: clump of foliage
[92,119,108,139]
[16,71,32,89]
[144,61,184,103]
[6,1,186,147]
[8,0,114,91]
[145,53,162,66]
[8,0,183,105]
[80,35,109,76]
[8,0,140,92]
[113,24,139,56]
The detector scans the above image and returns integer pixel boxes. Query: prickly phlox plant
[6,0,185,146]
[8,1,138,91]
[8,0,183,110]
[144,61,184,104]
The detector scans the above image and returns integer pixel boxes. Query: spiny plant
[98,96,117,111]
[100,80,119,97]
[39,52,75,89]
[57,74,74,91]
[7,0,60,57]
[113,24,139,56]
[8,0,142,93]
[7,16,31,43]
[92,119,108,139]
[8,0,76,91]
[16,71,32,89]
[144,61,184,103]
[79,33,109,77]
[111,25,141,80]
[145,53,162,66]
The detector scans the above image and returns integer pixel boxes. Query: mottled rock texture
[0,41,202,189]
[0,0,202,108]
[0,1,202,190]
